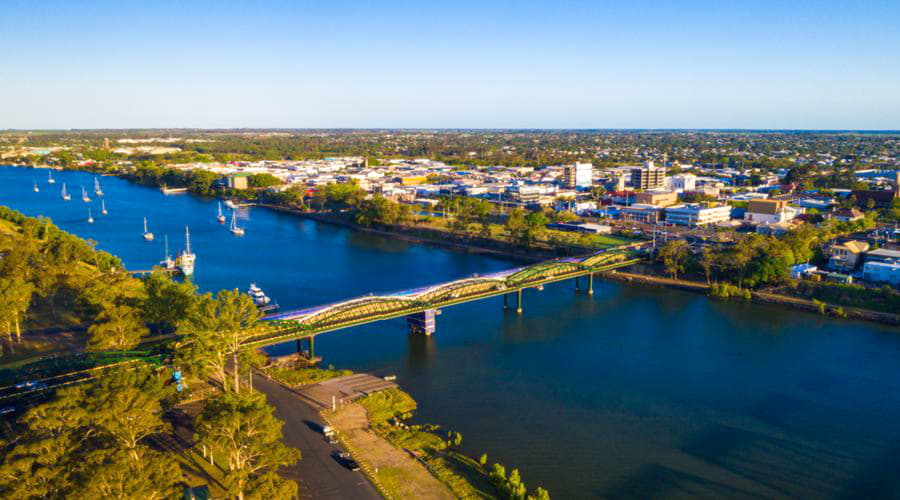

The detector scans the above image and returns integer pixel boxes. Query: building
[829,208,864,222]
[865,248,900,264]
[563,162,593,189]
[744,199,802,224]
[634,190,678,207]
[668,174,697,192]
[664,203,732,227]
[225,174,249,190]
[828,240,870,272]
[630,162,666,190]
[862,261,900,285]
[851,170,899,208]
[620,204,662,224]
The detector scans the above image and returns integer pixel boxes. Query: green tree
[0,277,33,342]
[194,392,300,500]
[142,270,198,332]
[86,304,149,351]
[658,240,690,279]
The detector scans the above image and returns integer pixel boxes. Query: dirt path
[329,403,454,500]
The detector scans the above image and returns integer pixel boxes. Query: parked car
[325,434,338,444]
[338,452,360,471]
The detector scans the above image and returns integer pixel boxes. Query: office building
[630,161,666,190]
[664,203,732,227]
[563,162,593,188]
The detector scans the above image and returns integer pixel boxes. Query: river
[2,165,900,499]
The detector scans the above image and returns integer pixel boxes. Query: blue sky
[1,0,898,129]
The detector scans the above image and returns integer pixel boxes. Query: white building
[664,203,732,227]
[563,162,593,188]
[862,261,900,285]
[667,174,697,193]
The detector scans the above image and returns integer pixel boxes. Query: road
[252,373,381,500]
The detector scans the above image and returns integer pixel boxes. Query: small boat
[94,177,103,196]
[100,199,108,215]
[47,171,56,184]
[217,202,226,223]
[143,217,154,241]
[33,180,39,193]
[229,210,245,236]
[178,226,196,276]
[87,208,94,224]
[61,183,71,201]
[159,235,176,270]
[81,186,91,203]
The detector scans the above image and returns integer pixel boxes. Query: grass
[382,425,447,452]
[357,388,417,425]
[427,451,497,500]
[264,366,352,386]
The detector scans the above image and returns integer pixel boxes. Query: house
[828,240,870,272]
[743,199,802,224]
[757,220,803,236]
[829,208,864,222]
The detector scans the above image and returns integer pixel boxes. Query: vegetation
[264,365,352,386]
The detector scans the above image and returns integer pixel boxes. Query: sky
[1,0,899,130]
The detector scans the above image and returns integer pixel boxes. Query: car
[0,406,16,415]
[325,434,338,444]
[338,452,360,471]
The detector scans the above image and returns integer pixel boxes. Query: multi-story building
[630,161,666,190]
[664,203,732,227]
[563,162,593,189]
[619,204,662,224]
[635,190,678,207]
[668,174,697,192]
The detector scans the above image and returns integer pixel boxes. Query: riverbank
[602,269,900,326]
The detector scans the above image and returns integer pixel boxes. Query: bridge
[0,243,649,400]
[239,242,650,353]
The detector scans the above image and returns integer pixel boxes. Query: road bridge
[241,243,650,351]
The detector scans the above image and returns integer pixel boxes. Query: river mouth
[3,165,900,499]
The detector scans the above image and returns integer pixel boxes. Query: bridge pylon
[407,309,438,336]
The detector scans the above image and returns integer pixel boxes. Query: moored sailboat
[217,202,226,223]
[143,217,154,241]
[61,183,71,201]
[101,199,108,215]
[94,177,103,196]
[47,171,56,184]
[229,210,245,236]
[87,208,94,224]
[81,186,91,203]
[178,226,196,276]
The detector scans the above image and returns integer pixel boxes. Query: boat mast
[185,226,191,254]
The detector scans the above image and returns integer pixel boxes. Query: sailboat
[47,171,56,184]
[33,180,39,193]
[217,202,226,224]
[61,183,71,201]
[87,208,94,224]
[159,235,176,270]
[100,199,108,215]
[143,217,154,241]
[81,186,91,203]
[229,210,245,236]
[94,177,103,196]
[179,226,196,276]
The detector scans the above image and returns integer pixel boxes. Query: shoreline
[7,163,898,328]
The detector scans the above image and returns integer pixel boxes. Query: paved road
[252,373,381,500]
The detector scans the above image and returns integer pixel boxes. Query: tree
[699,247,717,284]
[142,270,198,332]
[0,277,33,342]
[247,173,282,188]
[658,240,690,279]
[177,289,260,393]
[76,447,180,500]
[194,392,300,500]
[86,304,149,351]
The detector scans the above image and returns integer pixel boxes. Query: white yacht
[81,186,91,203]
[100,199,108,215]
[178,226,196,276]
[61,183,71,201]
[248,283,271,306]
[217,202,226,224]
[143,217,154,241]
[87,208,94,224]
[47,171,56,184]
[229,210,245,236]
[94,177,103,196]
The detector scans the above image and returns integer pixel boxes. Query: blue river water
[2,166,900,499]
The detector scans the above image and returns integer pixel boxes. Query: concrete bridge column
[575,276,580,292]
[588,273,594,296]
[503,293,508,309]
[407,309,437,335]
[516,289,523,315]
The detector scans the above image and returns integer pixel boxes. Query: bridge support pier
[516,289,523,315]
[296,336,317,362]
[575,276,580,292]
[407,309,437,336]
[503,293,508,309]
[588,273,594,295]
